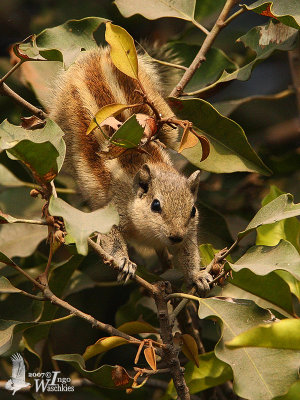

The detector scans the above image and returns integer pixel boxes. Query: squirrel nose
[169,235,183,244]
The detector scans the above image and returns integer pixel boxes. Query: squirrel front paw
[116,257,137,283]
[191,269,213,297]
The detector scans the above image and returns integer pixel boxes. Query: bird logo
[5,353,30,395]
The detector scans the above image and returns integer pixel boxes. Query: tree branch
[6,259,143,345]
[169,0,242,98]
[153,282,190,400]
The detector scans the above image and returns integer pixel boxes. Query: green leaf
[194,0,226,22]
[83,336,130,361]
[49,197,119,255]
[114,0,200,26]
[0,320,37,355]
[53,354,133,388]
[117,321,158,334]
[105,22,138,80]
[18,17,107,68]
[198,20,298,94]
[166,351,233,399]
[0,277,21,293]
[0,165,26,187]
[256,186,300,252]
[241,0,300,30]
[228,240,300,311]
[227,319,300,350]
[197,298,300,400]
[0,224,47,258]
[238,194,300,239]
[169,98,271,175]
[199,244,218,267]
[86,103,139,135]
[110,115,144,148]
[274,380,300,400]
[229,240,300,280]
[229,270,294,316]
[0,119,65,183]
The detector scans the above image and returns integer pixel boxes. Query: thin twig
[0,82,47,119]
[6,258,144,345]
[2,218,49,225]
[192,20,210,35]
[22,181,76,194]
[0,60,24,86]
[17,290,47,301]
[169,0,243,98]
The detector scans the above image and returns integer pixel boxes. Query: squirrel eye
[151,199,161,213]
[190,206,196,218]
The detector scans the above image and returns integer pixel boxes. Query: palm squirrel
[49,46,211,293]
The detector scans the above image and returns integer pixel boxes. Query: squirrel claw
[117,257,137,282]
[193,270,213,297]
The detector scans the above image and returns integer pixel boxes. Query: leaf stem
[191,19,210,35]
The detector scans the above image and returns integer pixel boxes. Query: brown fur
[49,46,208,293]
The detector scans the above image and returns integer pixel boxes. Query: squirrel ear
[188,170,201,200]
[133,164,152,195]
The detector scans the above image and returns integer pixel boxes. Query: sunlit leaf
[86,103,139,135]
[169,98,271,175]
[144,346,157,370]
[256,186,300,252]
[238,194,300,239]
[197,297,300,400]
[105,22,138,80]
[49,196,119,255]
[83,336,130,361]
[227,319,300,350]
[117,321,158,335]
[0,277,21,294]
[17,17,107,68]
[166,351,233,399]
[0,119,65,184]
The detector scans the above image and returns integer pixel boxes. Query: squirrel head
[131,163,201,249]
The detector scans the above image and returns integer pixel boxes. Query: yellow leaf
[83,336,130,360]
[144,347,157,371]
[178,127,198,153]
[181,334,199,367]
[105,22,138,80]
[86,103,138,135]
[118,321,159,335]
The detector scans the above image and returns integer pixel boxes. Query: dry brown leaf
[181,334,199,368]
[178,127,198,153]
[144,346,157,371]
[111,365,131,387]
[21,116,46,130]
